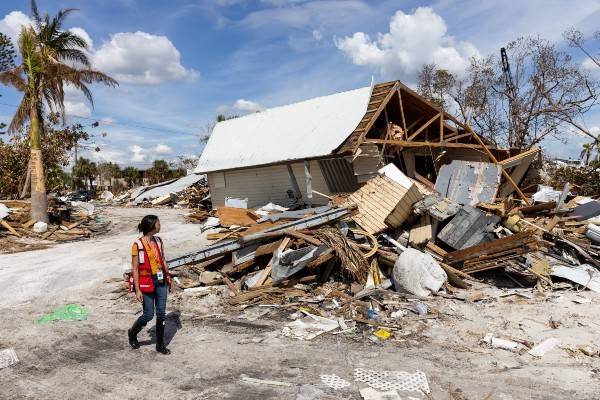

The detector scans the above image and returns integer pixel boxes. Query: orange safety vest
[135,236,170,293]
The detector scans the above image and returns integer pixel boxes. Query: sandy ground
[1,206,600,399]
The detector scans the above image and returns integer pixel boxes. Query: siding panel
[208,160,332,208]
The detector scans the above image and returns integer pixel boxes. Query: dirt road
[1,206,599,399]
[0,206,205,307]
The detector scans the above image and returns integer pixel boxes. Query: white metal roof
[194,86,371,173]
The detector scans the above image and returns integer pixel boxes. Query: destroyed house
[195,80,539,208]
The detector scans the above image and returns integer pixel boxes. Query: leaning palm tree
[0,1,117,222]
[580,143,593,166]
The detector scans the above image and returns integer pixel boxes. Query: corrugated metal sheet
[346,176,422,234]
[435,160,501,206]
[318,158,358,193]
[195,86,371,174]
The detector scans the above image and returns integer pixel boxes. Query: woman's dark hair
[138,215,159,235]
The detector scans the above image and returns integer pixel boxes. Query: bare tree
[564,27,600,69]
[418,36,598,148]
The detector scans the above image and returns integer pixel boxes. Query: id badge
[156,270,164,283]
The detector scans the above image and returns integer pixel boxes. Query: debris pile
[0,198,110,252]
[161,160,600,340]
[121,174,210,208]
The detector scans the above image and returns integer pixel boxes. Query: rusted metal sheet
[435,160,501,206]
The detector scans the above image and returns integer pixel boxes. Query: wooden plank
[406,113,441,141]
[251,237,290,288]
[518,202,556,215]
[21,219,35,228]
[397,89,407,138]
[1,220,21,237]
[222,275,240,296]
[409,214,432,246]
[308,250,335,269]
[445,232,535,264]
[366,139,488,150]
[216,207,259,227]
[413,172,435,191]
[283,229,322,246]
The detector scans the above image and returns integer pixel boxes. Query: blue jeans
[137,277,168,325]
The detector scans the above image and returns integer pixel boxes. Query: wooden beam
[499,147,540,168]
[444,132,472,142]
[351,82,399,153]
[439,114,444,142]
[366,139,488,150]
[397,89,407,139]
[406,113,441,142]
[405,116,424,134]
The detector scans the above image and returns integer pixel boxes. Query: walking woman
[128,215,172,355]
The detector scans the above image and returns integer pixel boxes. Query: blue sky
[0,0,599,168]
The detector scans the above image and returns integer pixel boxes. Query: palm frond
[30,0,42,27]
[8,95,32,133]
[0,68,27,91]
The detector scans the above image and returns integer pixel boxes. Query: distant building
[554,157,584,168]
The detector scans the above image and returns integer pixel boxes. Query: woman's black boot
[155,319,171,355]
[128,320,144,349]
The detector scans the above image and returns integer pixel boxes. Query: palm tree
[581,143,593,166]
[0,1,117,222]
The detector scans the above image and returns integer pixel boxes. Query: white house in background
[195,85,373,208]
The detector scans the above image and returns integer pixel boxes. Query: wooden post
[397,89,407,139]
[439,114,444,142]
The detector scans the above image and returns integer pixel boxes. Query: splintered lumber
[222,275,240,296]
[1,220,21,237]
[445,232,536,265]
[21,219,35,228]
[283,229,322,246]
[216,207,259,227]
[518,202,556,215]
[248,237,290,288]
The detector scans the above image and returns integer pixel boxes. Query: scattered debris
[37,304,88,324]
[320,374,351,390]
[528,338,560,358]
[0,348,19,370]
[354,368,430,394]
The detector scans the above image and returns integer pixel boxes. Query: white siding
[208,160,332,208]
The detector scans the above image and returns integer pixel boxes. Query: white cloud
[335,7,480,79]
[69,27,94,50]
[93,31,199,85]
[129,144,146,162]
[0,11,31,43]
[582,57,600,79]
[153,143,173,155]
[64,101,92,118]
[312,29,322,41]
[233,99,263,112]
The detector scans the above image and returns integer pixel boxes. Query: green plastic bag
[37,304,88,324]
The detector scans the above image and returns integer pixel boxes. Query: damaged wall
[208,160,332,208]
